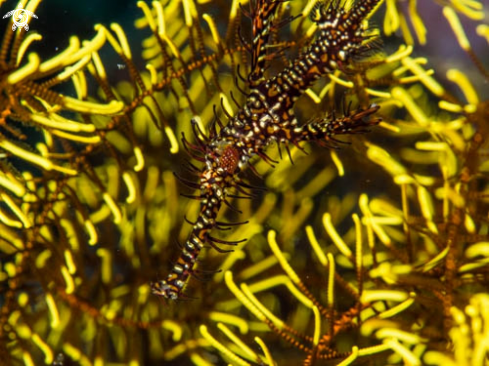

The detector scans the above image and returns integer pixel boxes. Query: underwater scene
[0,0,488,365]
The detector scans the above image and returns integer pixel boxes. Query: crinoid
[3,0,486,364]
[150,0,382,300]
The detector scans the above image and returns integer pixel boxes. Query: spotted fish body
[151,0,381,300]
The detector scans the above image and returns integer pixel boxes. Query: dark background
[1,0,140,79]
[2,0,136,47]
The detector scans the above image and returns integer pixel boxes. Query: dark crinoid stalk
[151,0,382,300]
